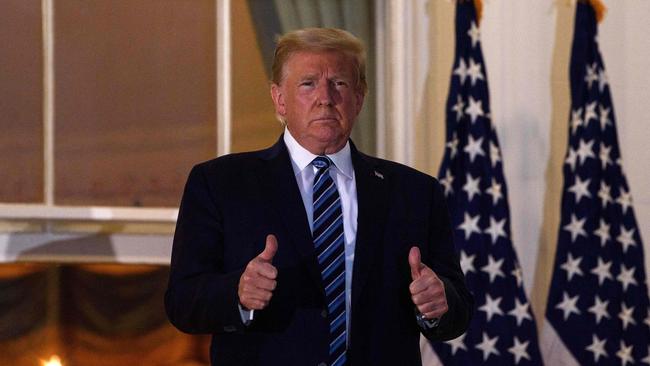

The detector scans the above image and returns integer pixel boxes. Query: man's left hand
[408,246,448,320]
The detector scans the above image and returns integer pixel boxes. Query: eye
[299,80,314,87]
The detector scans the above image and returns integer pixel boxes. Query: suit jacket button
[318,362,327,366]
[321,309,328,318]
[223,325,236,332]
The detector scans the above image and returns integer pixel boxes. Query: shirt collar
[283,128,354,179]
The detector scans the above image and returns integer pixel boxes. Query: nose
[316,81,335,106]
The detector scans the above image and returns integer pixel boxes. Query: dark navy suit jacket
[165,136,473,365]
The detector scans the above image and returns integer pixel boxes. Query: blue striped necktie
[311,156,347,366]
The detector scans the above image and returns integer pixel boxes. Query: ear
[354,89,365,116]
[270,83,286,116]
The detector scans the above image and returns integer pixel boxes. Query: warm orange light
[41,355,63,366]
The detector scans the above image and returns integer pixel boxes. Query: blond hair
[271,28,367,95]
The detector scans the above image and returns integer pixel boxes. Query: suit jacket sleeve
[420,179,473,341]
[165,163,246,334]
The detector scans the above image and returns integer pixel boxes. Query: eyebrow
[298,73,352,81]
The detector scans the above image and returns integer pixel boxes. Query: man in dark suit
[165,28,472,366]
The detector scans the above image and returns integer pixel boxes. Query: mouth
[311,116,339,123]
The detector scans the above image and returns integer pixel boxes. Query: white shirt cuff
[238,304,255,326]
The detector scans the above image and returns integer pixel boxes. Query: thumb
[258,234,278,262]
[409,246,423,280]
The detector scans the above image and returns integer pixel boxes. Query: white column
[375,0,429,166]
[217,0,231,156]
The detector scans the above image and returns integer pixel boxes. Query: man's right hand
[238,234,278,310]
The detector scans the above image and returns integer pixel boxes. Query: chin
[311,126,342,141]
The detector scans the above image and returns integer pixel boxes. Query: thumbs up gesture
[238,234,278,310]
[408,246,448,320]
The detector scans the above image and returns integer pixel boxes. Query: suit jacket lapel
[256,136,324,293]
[350,143,390,314]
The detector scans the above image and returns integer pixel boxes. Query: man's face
[271,51,365,155]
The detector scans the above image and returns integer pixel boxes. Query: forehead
[283,51,356,78]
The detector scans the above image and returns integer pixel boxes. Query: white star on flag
[484,216,507,245]
[508,337,531,364]
[616,340,634,366]
[481,255,505,283]
[475,332,500,361]
[576,138,596,164]
[590,258,613,285]
[567,176,592,203]
[599,143,612,169]
[560,253,584,281]
[585,62,598,89]
[446,333,467,355]
[617,226,636,253]
[599,104,611,130]
[486,178,503,205]
[565,147,578,171]
[593,219,611,246]
[587,295,610,324]
[512,266,523,287]
[462,173,481,201]
[585,334,608,363]
[563,214,587,242]
[597,181,612,208]
[465,96,485,123]
[459,250,476,274]
[463,135,485,162]
[616,188,632,214]
[453,58,468,85]
[457,212,481,240]
[583,101,598,126]
[618,303,637,330]
[467,58,485,85]
[452,95,465,121]
[447,133,459,159]
[508,299,533,326]
[489,141,501,167]
[556,292,581,320]
[467,21,480,47]
[616,265,638,291]
[440,169,455,196]
[598,68,608,92]
[479,294,504,322]
[571,108,583,134]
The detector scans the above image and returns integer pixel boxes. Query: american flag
[544,2,650,365]
[428,1,543,365]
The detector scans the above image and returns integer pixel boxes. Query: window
[0,0,381,262]
[54,0,217,207]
